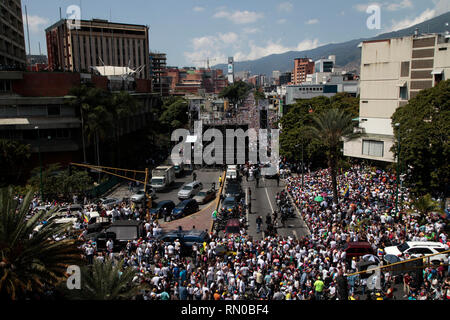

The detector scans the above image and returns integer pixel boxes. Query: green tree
[109,91,140,165]
[306,109,361,204]
[407,194,443,220]
[27,164,93,200]
[67,258,147,300]
[0,188,83,300]
[0,139,31,186]
[219,80,252,107]
[159,97,188,131]
[254,89,266,103]
[391,80,450,198]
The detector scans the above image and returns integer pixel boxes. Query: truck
[150,165,176,191]
[95,220,145,252]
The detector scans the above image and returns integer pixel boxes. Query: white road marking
[265,186,275,213]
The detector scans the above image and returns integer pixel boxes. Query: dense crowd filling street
[21,163,450,300]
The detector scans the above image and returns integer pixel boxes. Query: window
[362,140,384,157]
[47,105,60,116]
[399,86,408,100]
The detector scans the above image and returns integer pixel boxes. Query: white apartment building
[344,33,450,162]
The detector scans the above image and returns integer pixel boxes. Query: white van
[226,165,238,180]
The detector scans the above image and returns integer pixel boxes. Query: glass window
[399,86,408,100]
[47,105,61,116]
[362,140,384,157]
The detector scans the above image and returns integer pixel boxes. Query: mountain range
[213,11,450,76]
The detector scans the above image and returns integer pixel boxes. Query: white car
[99,198,121,209]
[131,188,156,203]
[178,181,203,200]
[384,241,449,264]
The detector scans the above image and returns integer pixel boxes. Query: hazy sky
[22,0,450,67]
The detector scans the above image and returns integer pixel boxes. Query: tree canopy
[391,80,450,198]
[219,80,252,107]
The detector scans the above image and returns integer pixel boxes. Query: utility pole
[395,123,400,216]
[35,126,43,201]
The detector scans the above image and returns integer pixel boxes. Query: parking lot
[105,167,222,219]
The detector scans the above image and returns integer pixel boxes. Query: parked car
[193,188,216,205]
[171,199,199,220]
[130,187,156,203]
[55,204,83,215]
[150,200,176,219]
[99,198,121,209]
[384,241,449,264]
[157,230,208,256]
[177,181,203,200]
[343,242,375,261]
[221,197,237,213]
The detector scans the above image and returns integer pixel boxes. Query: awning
[396,80,407,87]
[431,69,444,75]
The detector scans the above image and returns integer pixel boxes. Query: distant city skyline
[22,0,450,67]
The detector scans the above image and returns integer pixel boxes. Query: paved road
[241,176,310,241]
[106,168,222,210]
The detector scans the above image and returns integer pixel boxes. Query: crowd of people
[23,163,450,300]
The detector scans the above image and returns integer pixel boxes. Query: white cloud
[213,9,264,24]
[306,19,319,25]
[388,0,449,32]
[193,6,205,12]
[354,3,381,12]
[389,8,436,31]
[234,39,320,62]
[218,32,239,45]
[243,27,260,34]
[386,0,413,11]
[277,2,293,12]
[277,18,287,24]
[23,14,49,34]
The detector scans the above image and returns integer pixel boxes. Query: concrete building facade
[45,19,149,79]
[0,0,26,69]
[344,33,450,163]
[292,58,314,85]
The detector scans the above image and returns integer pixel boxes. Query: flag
[83,214,89,223]
[344,185,349,197]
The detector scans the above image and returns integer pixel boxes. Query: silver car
[131,188,156,203]
[178,181,203,200]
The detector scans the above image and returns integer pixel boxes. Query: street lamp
[35,126,43,201]
[395,123,401,216]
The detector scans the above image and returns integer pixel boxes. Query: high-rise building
[46,18,149,79]
[279,72,292,85]
[344,33,450,163]
[0,0,27,69]
[292,58,314,84]
[149,52,169,95]
[315,56,335,73]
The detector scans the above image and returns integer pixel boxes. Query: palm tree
[307,108,361,204]
[67,258,147,300]
[0,188,83,300]
[109,91,139,166]
[408,194,443,219]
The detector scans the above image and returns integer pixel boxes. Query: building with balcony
[292,58,314,85]
[344,33,450,163]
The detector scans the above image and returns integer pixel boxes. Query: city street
[241,176,310,241]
